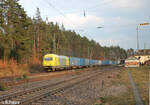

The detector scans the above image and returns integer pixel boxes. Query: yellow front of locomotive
[43,54,59,69]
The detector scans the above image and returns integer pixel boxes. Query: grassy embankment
[95,66,149,105]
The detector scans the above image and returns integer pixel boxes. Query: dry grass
[0,82,7,91]
[129,66,149,105]
[28,57,42,73]
[95,67,149,105]
[0,57,43,78]
[0,59,29,78]
[95,68,135,105]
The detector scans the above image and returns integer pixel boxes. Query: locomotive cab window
[45,57,53,61]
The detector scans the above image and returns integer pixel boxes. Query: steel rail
[0,69,99,103]
[20,71,102,105]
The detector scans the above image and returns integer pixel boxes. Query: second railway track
[0,68,106,105]
[22,70,101,105]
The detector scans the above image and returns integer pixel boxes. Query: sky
[19,0,150,50]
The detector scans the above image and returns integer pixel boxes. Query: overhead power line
[44,0,78,29]
[44,0,67,18]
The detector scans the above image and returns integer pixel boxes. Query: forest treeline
[0,0,127,63]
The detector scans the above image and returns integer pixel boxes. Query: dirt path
[127,69,144,105]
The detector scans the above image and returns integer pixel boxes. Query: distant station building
[125,56,140,67]
[134,49,150,65]
[134,54,150,65]
[136,49,150,55]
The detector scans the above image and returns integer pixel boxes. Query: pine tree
[2,0,31,61]
[35,8,42,59]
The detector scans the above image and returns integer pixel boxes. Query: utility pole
[144,43,146,54]
[88,47,90,59]
[53,32,56,54]
[104,52,105,60]
[90,48,93,59]
[136,26,139,51]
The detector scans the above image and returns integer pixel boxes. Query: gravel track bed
[0,68,105,104]
[20,70,101,105]
[0,69,98,96]
[0,66,120,105]
[31,68,119,105]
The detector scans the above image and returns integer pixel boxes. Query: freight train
[43,54,117,71]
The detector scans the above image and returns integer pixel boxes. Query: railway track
[0,67,97,87]
[0,69,103,105]
[32,70,101,105]
[0,67,100,96]
[22,71,100,105]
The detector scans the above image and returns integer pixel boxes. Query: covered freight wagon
[89,60,94,66]
[112,61,117,65]
[102,60,110,65]
[69,57,79,68]
[98,60,102,65]
[85,59,89,66]
[79,58,85,67]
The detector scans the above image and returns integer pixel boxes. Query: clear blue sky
[19,0,150,50]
